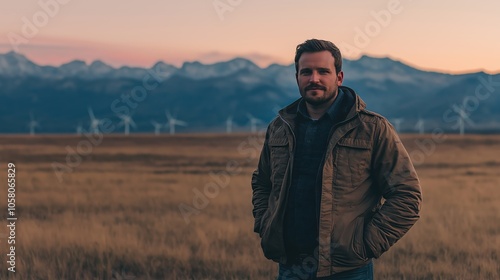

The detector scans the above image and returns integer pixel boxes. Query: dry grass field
[0,133,499,279]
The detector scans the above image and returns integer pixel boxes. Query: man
[251,39,422,279]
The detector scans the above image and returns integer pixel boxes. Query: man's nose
[309,71,320,83]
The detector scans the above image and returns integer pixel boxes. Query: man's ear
[337,71,344,86]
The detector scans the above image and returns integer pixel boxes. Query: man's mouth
[306,86,325,91]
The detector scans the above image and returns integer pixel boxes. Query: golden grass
[0,133,499,279]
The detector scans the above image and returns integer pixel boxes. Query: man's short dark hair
[294,39,342,74]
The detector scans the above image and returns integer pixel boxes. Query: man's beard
[301,86,337,106]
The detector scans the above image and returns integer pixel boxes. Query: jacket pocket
[334,138,372,187]
[331,216,368,268]
[351,216,368,261]
[259,210,282,261]
[259,209,271,238]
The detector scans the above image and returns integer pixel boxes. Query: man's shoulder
[267,115,282,129]
[358,109,389,124]
[356,109,397,138]
[267,116,287,135]
[357,109,401,144]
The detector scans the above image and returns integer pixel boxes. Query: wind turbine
[76,123,83,135]
[165,110,187,135]
[391,118,404,133]
[88,107,102,135]
[247,113,263,133]
[151,120,163,136]
[414,118,425,134]
[118,114,136,135]
[458,115,465,136]
[452,103,473,136]
[28,113,39,136]
[226,115,233,134]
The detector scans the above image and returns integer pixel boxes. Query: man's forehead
[298,51,335,69]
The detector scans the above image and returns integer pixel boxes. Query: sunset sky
[0,0,499,74]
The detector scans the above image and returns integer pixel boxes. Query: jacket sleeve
[364,118,423,258]
[251,128,272,235]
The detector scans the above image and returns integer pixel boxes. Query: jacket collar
[297,88,346,122]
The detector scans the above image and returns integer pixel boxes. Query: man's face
[296,51,344,106]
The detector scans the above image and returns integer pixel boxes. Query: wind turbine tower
[165,110,187,135]
[88,107,102,135]
[247,113,263,133]
[76,123,83,135]
[28,113,39,136]
[391,118,404,133]
[453,103,473,136]
[226,116,233,134]
[151,121,163,136]
[118,114,136,135]
[415,118,425,135]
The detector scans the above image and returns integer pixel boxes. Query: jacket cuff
[253,218,261,234]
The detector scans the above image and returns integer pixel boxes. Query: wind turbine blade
[175,120,187,126]
[461,112,474,125]
[165,110,173,120]
[453,104,474,125]
[88,107,97,120]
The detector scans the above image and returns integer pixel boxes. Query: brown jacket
[251,86,422,277]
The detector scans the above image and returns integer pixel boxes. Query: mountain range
[0,51,499,134]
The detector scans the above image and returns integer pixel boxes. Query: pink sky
[1,0,499,74]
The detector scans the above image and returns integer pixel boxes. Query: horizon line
[2,50,499,76]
